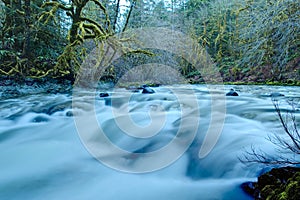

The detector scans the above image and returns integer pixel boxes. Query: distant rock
[226,88,239,96]
[242,167,300,200]
[141,85,155,94]
[99,92,109,97]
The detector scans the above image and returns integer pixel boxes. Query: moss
[261,185,276,200]
[242,167,300,200]
[285,173,300,200]
[278,191,288,200]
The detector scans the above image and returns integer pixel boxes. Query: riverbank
[242,167,300,200]
[1,75,300,92]
[0,76,72,99]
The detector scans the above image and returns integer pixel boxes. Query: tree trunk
[113,0,121,31]
[122,0,135,32]
[22,0,31,59]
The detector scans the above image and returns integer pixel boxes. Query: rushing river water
[0,84,299,200]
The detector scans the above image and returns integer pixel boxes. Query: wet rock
[99,92,109,97]
[31,116,50,123]
[241,182,259,198]
[104,97,127,108]
[66,111,73,117]
[226,88,238,96]
[141,85,155,94]
[242,167,300,200]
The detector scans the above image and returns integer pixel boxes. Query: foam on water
[0,85,299,200]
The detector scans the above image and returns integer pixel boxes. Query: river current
[0,84,299,200]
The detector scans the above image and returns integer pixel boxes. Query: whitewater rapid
[0,84,299,200]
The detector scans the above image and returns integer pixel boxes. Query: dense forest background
[0,0,299,84]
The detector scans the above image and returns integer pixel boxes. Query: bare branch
[241,99,300,165]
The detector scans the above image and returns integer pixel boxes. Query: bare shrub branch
[240,99,300,165]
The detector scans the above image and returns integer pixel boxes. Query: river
[0,84,299,200]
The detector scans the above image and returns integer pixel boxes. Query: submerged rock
[270,92,285,97]
[226,88,239,96]
[31,116,50,123]
[242,167,300,200]
[104,96,128,108]
[66,111,74,117]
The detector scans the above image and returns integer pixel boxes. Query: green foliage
[183,0,240,63]
[180,0,300,83]
[242,167,300,200]
[261,171,300,200]
[0,0,66,78]
[0,0,299,83]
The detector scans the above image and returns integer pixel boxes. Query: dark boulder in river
[141,85,155,94]
[242,167,300,200]
[226,89,239,96]
[99,92,109,97]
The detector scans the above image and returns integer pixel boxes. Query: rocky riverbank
[0,76,73,99]
[242,167,300,200]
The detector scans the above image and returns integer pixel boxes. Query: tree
[237,0,300,81]
[38,0,113,81]
[0,0,66,78]
[180,0,242,80]
[38,0,142,81]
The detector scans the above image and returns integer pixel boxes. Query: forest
[0,0,299,84]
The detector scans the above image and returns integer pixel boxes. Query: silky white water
[0,85,299,200]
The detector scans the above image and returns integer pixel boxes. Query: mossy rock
[277,191,288,200]
[242,167,300,200]
[258,173,281,190]
[261,185,276,199]
[285,172,300,200]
